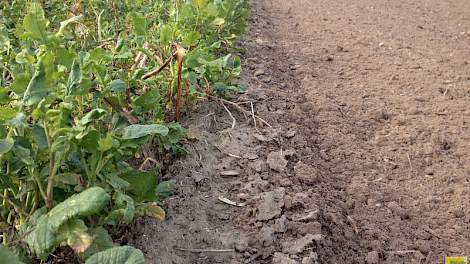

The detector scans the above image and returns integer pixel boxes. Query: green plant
[0,0,248,262]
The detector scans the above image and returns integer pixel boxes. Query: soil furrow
[129,0,470,263]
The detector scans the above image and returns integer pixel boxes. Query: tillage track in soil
[129,0,470,263]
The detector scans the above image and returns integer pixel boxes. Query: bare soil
[128,0,470,263]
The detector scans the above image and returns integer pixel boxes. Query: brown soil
[128,0,470,263]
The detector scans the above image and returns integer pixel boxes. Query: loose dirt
[128,0,470,263]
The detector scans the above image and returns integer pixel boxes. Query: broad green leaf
[32,125,48,150]
[25,187,110,260]
[137,203,165,221]
[6,113,28,128]
[182,31,201,46]
[120,170,157,202]
[12,145,34,166]
[55,47,75,68]
[22,2,48,42]
[0,245,24,264]
[23,61,48,106]
[56,219,92,254]
[130,13,146,36]
[15,49,36,65]
[84,227,114,259]
[0,107,17,121]
[11,74,30,94]
[105,173,130,190]
[0,88,10,104]
[106,192,134,225]
[0,26,9,52]
[121,124,169,139]
[0,137,14,155]
[85,246,145,264]
[108,79,126,93]
[89,47,112,63]
[155,180,176,201]
[193,0,206,9]
[98,133,113,152]
[79,129,100,153]
[159,25,173,44]
[79,109,107,126]
[0,172,14,189]
[55,173,82,186]
[66,59,82,96]
[132,89,160,114]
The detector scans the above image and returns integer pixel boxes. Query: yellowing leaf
[141,204,165,221]
[212,18,225,27]
[0,107,17,121]
[57,219,93,254]
[98,133,113,152]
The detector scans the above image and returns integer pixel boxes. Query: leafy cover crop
[0,0,248,262]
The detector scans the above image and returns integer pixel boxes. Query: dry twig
[175,248,235,253]
[250,102,257,131]
[142,50,177,80]
[175,44,186,121]
[222,102,236,129]
[194,85,272,128]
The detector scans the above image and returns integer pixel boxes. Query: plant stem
[46,160,58,210]
[44,120,58,210]
[32,170,47,206]
[0,193,27,217]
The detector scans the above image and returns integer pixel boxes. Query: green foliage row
[0,0,248,262]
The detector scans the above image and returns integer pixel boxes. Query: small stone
[254,69,265,76]
[255,38,265,45]
[234,237,249,252]
[290,210,319,222]
[299,221,322,235]
[254,133,269,142]
[244,153,259,160]
[294,162,319,185]
[449,246,462,253]
[366,251,379,264]
[280,178,293,187]
[260,226,275,246]
[284,149,296,156]
[285,129,296,138]
[282,234,320,254]
[220,170,240,177]
[424,167,434,175]
[237,193,250,200]
[302,252,318,264]
[262,77,272,83]
[249,160,265,172]
[273,215,288,233]
[256,188,286,221]
[290,64,301,71]
[267,151,288,172]
[291,192,309,208]
[273,252,297,264]
[186,125,204,140]
[192,172,206,183]
[415,240,431,254]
